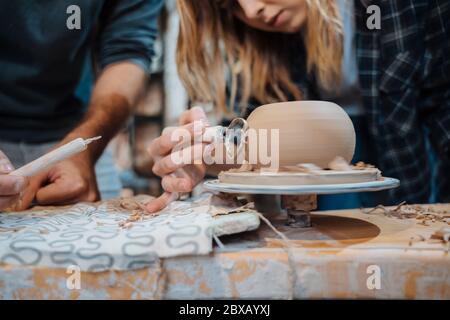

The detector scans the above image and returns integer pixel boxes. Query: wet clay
[246,101,356,168]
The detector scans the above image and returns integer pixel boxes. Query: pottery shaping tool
[9,136,102,177]
[151,121,249,209]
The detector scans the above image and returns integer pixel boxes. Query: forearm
[63,62,147,162]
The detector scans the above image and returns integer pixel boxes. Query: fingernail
[146,204,157,213]
[193,121,205,135]
[1,164,14,173]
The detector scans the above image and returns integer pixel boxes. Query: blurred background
[73,0,440,204]
[76,0,194,198]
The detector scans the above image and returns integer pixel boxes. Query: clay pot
[246,101,355,168]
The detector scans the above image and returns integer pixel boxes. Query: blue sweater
[0,0,163,143]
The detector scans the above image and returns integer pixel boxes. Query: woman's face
[233,0,307,33]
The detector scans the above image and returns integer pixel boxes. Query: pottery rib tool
[10,136,102,177]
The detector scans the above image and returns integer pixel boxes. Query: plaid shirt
[235,0,450,204]
[354,0,450,204]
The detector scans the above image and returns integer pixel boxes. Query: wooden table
[1,204,449,299]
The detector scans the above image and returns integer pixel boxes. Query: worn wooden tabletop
[1,204,449,299]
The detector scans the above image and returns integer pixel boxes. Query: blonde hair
[176,0,343,115]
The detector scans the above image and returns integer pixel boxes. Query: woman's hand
[0,150,28,211]
[146,107,210,213]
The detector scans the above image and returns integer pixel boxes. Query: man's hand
[16,62,146,210]
[0,150,28,210]
[19,152,99,209]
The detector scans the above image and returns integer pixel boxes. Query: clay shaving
[204,193,254,217]
[209,203,256,217]
[353,161,376,170]
[328,156,353,171]
[362,202,450,226]
[363,203,450,251]
[231,160,253,173]
[431,227,450,245]
[118,197,159,229]
[225,158,380,176]
[415,228,450,252]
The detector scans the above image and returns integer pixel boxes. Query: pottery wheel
[205,169,400,228]
[203,174,399,195]
[219,168,382,186]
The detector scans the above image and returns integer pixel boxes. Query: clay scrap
[363,202,450,226]
[431,227,450,244]
[118,195,159,229]
[328,156,353,171]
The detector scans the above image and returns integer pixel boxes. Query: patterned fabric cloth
[353,0,450,204]
[0,199,213,272]
[0,194,260,272]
